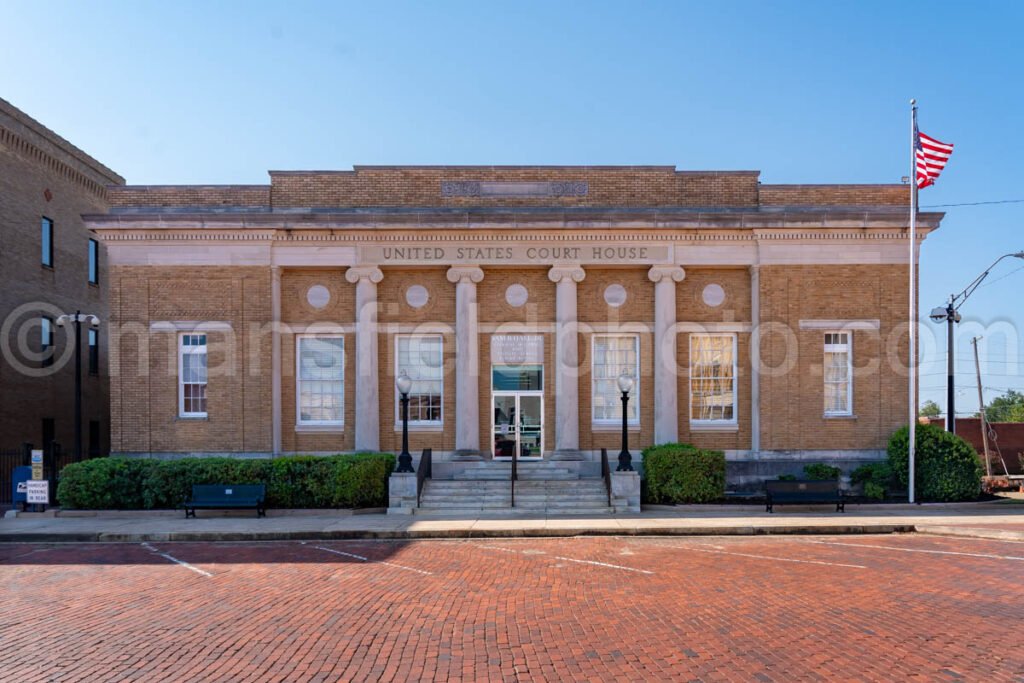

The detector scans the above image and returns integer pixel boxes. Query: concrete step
[418,476,612,515]
[414,507,614,516]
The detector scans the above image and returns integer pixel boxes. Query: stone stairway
[417,461,613,515]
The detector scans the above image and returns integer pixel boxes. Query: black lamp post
[395,370,414,473]
[929,251,1024,434]
[616,372,635,472]
[55,311,99,463]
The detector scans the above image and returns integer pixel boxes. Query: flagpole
[908,99,918,504]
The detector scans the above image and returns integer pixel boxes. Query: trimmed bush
[57,453,395,510]
[642,443,726,504]
[802,463,841,480]
[887,424,983,502]
[851,461,894,501]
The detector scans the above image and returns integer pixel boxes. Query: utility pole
[971,336,991,477]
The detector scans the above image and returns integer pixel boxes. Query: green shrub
[803,463,842,480]
[863,481,886,501]
[642,443,726,504]
[777,474,798,481]
[887,424,983,502]
[57,453,395,510]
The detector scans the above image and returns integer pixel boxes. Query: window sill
[393,423,443,433]
[295,424,345,433]
[689,422,739,432]
[177,415,209,421]
[591,423,641,433]
[823,414,858,420]
[41,264,54,272]
[88,282,99,289]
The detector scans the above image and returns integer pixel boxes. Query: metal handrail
[416,448,432,507]
[511,443,518,508]
[601,448,612,507]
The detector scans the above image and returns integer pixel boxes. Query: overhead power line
[920,198,1024,208]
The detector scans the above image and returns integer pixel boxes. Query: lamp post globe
[616,372,634,472]
[395,370,414,472]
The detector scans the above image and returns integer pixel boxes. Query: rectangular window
[178,334,208,417]
[88,328,99,375]
[296,336,344,425]
[824,332,853,416]
[40,316,54,368]
[395,335,443,424]
[88,238,99,284]
[41,217,53,267]
[690,334,737,425]
[591,334,640,424]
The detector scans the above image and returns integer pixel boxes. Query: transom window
[824,332,853,416]
[178,334,208,417]
[591,334,639,424]
[689,334,737,424]
[395,335,443,424]
[296,336,344,425]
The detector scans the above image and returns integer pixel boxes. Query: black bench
[181,484,266,518]
[765,480,845,513]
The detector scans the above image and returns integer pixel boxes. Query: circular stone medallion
[603,284,627,308]
[405,285,429,309]
[306,285,331,309]
[702,283,726,307]
[505,284,529,307]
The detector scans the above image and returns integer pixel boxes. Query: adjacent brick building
[85,166,943,487]
[0,98,123,457]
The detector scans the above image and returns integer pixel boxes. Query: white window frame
[178,333,208,418]
[394,334,444,427]
[591,334,640,426]
[689,333,738,427]
[823,331,853,417]
[295,334,345,427]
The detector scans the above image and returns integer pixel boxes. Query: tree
[919,400,942,418]
[980,390,1024,423]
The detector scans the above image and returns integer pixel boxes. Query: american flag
[915,128,954,189]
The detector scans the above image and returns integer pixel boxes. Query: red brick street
[2,535,1022,681]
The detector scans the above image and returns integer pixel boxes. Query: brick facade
[88,165,944,472]
[0,97,123,455]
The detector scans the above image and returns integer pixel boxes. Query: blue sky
[2,1,1022,415]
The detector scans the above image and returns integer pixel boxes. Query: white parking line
[140,542,212,577]
[808,539,1024,562]
[311,545,433,575]
[664,544,867,569]
[478,544,653,574]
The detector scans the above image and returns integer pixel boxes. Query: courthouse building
[84,166,943,490]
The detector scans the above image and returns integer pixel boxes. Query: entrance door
[492,393,544,459]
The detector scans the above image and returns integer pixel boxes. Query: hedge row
[887,423,982,502]
[56,453,395,510]
[642,443,726,504]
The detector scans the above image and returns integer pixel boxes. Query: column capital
[547,265,585,284]
[446,266,484,284]
[648,265,686,283]
[345,265,383,284]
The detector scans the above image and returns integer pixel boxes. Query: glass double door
[492,393,543,460]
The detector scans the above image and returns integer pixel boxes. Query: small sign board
[26,480,49,505]
[31,449,43,481]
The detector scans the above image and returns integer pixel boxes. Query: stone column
[446,266,485,458]
[548,265,586,460]
[749,264,761,454]
[345,266,383,452]
[648,265,686,445]
[271,266,282,456]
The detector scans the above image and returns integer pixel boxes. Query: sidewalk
[3,500,1024,542]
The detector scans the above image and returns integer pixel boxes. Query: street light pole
[56,311,99,463]
[616,373,634,472]
[395,370,414,473]
[930,251,1024,435]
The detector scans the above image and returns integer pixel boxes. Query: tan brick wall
[109,266,271,454]
[677,268,751,323]
[107,185,270,209]
[759,184,908,206]
[478,268,554,324]
[758,264,908,451]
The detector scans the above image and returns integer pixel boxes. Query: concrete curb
[0,524,917,543]
[915,525,1024,542]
